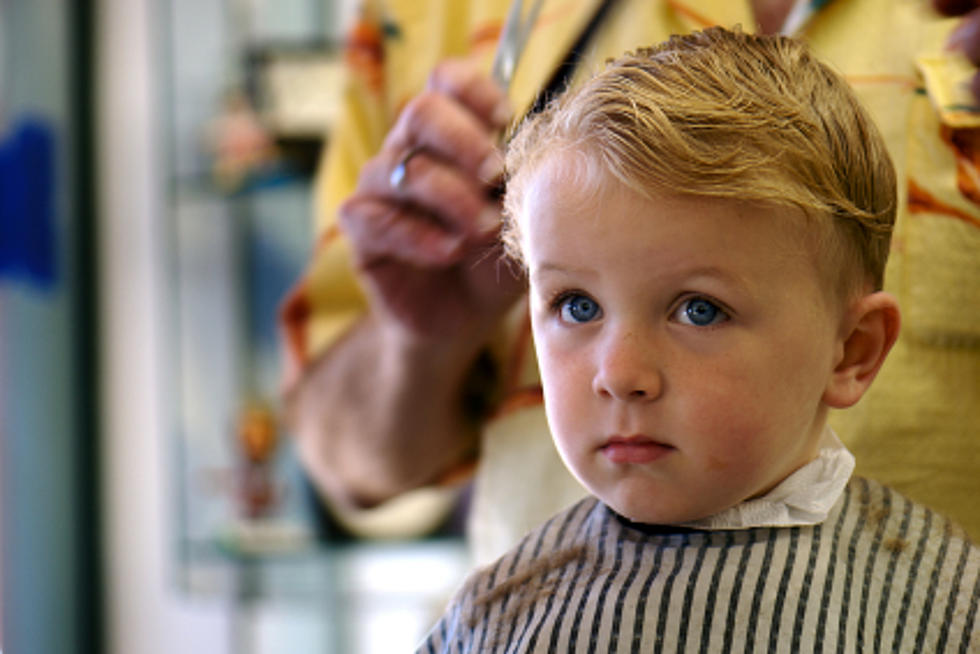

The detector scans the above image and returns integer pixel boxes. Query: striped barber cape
[418,477,979,653]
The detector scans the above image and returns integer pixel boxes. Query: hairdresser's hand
[340,58,524,348]
[935,0,980,103]
[288,59,524,509]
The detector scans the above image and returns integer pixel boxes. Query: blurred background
[0,1,471,652]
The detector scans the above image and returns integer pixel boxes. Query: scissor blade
[491,0,545,90]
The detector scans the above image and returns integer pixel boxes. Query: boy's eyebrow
[681,265,751,289]
[529,262,600,283]
[532,262,750,288]
[532,262,595,275]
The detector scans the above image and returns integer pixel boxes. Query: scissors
[391,2,543,194]
[491,0,546,90]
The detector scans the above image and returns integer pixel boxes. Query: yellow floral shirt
[281,0,980,559]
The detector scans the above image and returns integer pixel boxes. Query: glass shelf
[181,537,471,653]
[161,1,472,650]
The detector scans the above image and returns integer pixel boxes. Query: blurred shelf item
[247,44,345,141]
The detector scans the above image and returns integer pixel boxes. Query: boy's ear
[823,291,901,409]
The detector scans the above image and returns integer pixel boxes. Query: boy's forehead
[528,150,603,195]
[523,150,803,230]
[520,156,840,294]
[521,150,622,217]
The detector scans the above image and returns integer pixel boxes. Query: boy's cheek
[535,336,586,384]
[677,393,771,457]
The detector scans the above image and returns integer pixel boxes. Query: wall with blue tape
[0,116,57,289]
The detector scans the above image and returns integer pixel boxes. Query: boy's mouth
[600,435,675,464]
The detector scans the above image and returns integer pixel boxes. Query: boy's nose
[591,330,663,402]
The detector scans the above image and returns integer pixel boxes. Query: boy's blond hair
[502,26,896,298]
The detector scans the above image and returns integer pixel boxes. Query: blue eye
[559,294,601,323]
[678,297,728,327]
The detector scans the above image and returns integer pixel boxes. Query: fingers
[949,8,980,65]
[385,58,511,183]
[936,2,980,103]
[357,144,501,237]
[386,92,506,186]
[427,58,514,128]
[933,0,980,16]
[339,194,498,269]
[342,57,511,273]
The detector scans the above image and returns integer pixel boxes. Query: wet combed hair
[502,26,897,298]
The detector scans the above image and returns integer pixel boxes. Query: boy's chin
[600,493,709,527]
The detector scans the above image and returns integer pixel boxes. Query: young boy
[417,27,979,652]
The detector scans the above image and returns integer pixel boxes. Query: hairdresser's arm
[287,59,524,508]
